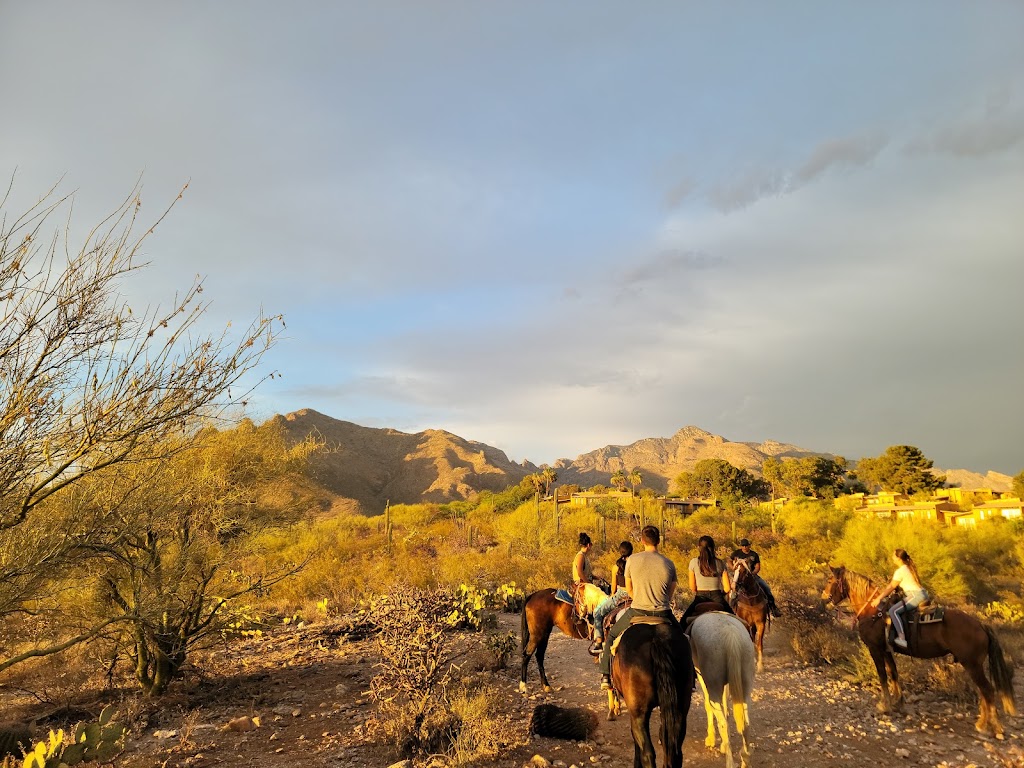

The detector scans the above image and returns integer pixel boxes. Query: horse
[822,566,1017,739]
[731,559,770,672]
[688,612,756,768]
[606,621,694,768]
[520,582,608,692]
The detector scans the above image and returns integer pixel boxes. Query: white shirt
[893,564,922,592]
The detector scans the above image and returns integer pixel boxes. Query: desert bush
[365,587,462,757]
[790,619,860,666]
[832,518,969,601]
[445,585,496,631]
[485,631,517,670]
[446,688,526,766]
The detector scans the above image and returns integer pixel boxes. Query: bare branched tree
[0,180,283,670]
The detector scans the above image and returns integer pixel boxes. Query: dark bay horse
[520,584,607,692]
[731,559,770,672]
[606,621,694,768]
[822,566,1016,738]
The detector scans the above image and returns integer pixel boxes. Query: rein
[850,587,881,630]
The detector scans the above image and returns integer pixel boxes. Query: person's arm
[752,557,762,575]
[871,576,901,607]
[625,572,634,598]
[611,564,621,594]
[721,565,732,593]
[667,578,678,603]
[688,566,697,593]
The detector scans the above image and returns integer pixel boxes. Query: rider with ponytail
[679,535,734,625]
[871,548,929,649]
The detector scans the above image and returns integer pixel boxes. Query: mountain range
[270,409,1013,515]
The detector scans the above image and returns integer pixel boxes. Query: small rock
[895,749,911,758]
[152,729,178,739]
[221,716,259,732]
[385,762,413,768]
[526,756,551,768]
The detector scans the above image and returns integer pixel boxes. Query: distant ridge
[269,410,536,513]
[267,411,1014,514]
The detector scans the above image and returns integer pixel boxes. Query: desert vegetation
[1,185,1022,767]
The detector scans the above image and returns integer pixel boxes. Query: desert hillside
[268,411,1015,514]
[270,410,537,513]
[551,425,827,493]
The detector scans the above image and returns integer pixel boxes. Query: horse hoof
[543,685,553,693]
[875,701,890,714]
[518,682,527,694]
[705,737,716,748]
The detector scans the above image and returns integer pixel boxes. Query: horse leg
[697,672,716,748]
[754,618,765,673]
[534,631,554,693]
[713,686,735,768]
[606,688,620,721]
[628,708,656,768]
[520,612,553,693]
[963,657,1003,739]
[733,695,752,768]
[884,652,903,709]
[868,646,893,712]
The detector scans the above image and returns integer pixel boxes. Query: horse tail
[985,624,1017,716]
[651,624,685,760]
[725,621,755,733]
[521,593,531,656]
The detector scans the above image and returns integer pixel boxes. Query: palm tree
[610,469,627,492]
[541,467,558,496]
[628,468,643,498]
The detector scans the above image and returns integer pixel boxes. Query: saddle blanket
[554,589,574,605]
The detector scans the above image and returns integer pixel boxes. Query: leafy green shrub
[486,631,517,669]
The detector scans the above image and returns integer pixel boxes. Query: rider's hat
[739,538,751,546]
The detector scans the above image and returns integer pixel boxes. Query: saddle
[608,610,671,657]
[886,600,944,653]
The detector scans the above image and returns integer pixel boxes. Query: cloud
[706,134,887,213]
[621,249,725,285]
[905,95,1024,157]
[794,135,887,184]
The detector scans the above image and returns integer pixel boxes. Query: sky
[2,3,1023,473]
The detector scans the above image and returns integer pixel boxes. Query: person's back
[627,550,677,611]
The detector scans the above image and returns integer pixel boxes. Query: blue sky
[2,3,1023,473]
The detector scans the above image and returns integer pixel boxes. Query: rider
[678,535,733,625]
[591,540,633,651]
[572,532,593,587]
[599,526,678,690]
[729,538,782,617]
[870,548,928,649]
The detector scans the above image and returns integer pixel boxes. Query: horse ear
[828,564,844,576]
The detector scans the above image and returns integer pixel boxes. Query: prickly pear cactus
[16,706,126,768]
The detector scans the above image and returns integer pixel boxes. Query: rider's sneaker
[600,675,611,690]
[893,636,908,648]
[592,640,603,651]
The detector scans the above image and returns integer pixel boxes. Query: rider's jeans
[889,589,929,638]
[593,589,628,641]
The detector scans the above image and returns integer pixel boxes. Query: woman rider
[572,532,594,587]
[591,540,633,651]
[871,548,928,648]
[679,534,733,625]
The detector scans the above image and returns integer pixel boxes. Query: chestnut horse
[822,566,1016,738]
[606,622,694,768]
[520,584,608,692]
[731,559,770,672]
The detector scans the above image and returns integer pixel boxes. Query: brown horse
[520,584,607,692]
[731,559,770,672]
[822,566,1016,738]
[606,622,694,768]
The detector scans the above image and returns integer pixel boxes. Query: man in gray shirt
[599,525,678,689]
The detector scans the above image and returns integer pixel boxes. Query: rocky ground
[3,608,1021,768]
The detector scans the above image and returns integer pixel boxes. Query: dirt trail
[499,613,1024,768]
[87,610,1023,768]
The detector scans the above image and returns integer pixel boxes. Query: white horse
[689,612,756,768]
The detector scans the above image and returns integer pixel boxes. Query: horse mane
[843,570,877,606]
